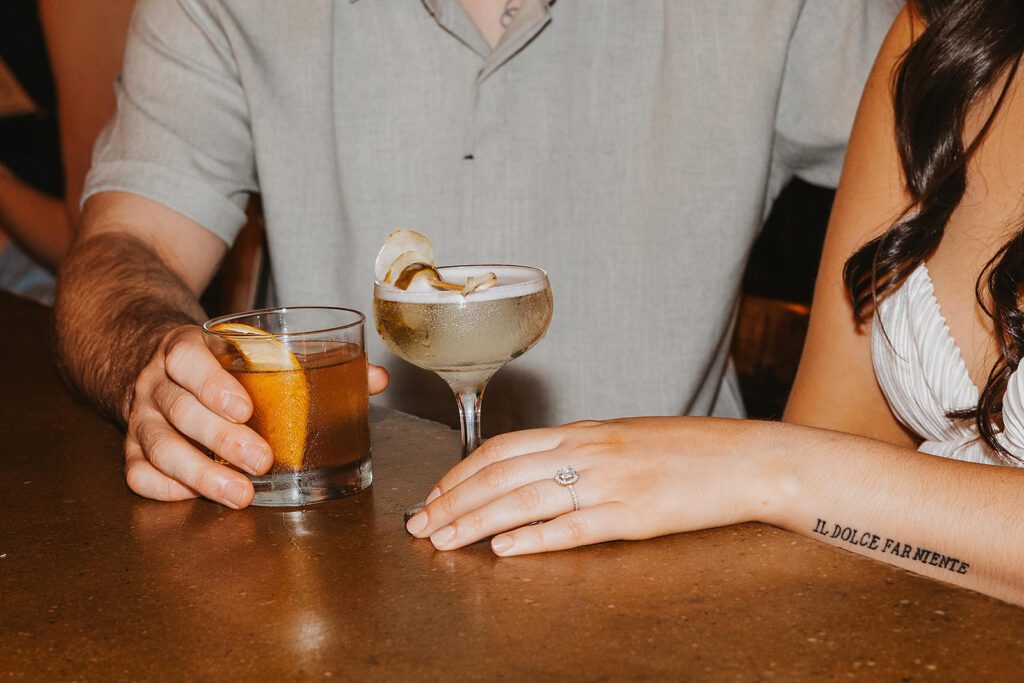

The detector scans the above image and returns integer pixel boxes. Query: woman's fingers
[150,379,271,475]
[410,421,627,548]
[409,449,581,537]
[430,428,567,498]
[417,478,580,549]
[489,504,630,556]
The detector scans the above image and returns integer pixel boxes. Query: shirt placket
[424,0,552,240]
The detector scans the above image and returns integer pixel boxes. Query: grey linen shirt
[85,0,898,431]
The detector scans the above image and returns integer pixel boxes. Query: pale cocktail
[372,232,553,517]
[374,265,552,395]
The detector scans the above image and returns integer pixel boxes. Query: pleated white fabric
[872,263,1024,465]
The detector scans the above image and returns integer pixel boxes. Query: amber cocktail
[203,307,371,506]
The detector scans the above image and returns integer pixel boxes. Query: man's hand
[124,325,264,507]
[124,324,389,508]
[55,192,389,509]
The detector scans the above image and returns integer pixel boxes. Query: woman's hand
[405,417,772,556]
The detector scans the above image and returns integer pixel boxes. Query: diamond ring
[554,466,580,511]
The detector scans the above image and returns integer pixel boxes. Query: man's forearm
[54,231,207,423]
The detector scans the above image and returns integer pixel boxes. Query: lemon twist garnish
[210,322,308,470]
[374,230,435,284]
[375,229,497,295]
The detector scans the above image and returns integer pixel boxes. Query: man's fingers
[124,435,199,501]
[368,364,389,395]
[162,326,252,423]
[134,415,255,508]
[489,504,629,556]
[151,381,271,475]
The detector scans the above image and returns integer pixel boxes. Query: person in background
[0,162,63,302]
[0,0,134,303]
[410,1,1024,606]
[55,1,897,509]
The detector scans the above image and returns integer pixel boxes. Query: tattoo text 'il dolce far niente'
[813,518,969,575]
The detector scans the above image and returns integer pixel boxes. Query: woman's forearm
[748,421,1024,604]
[0,167,71,269]
[402,414,1024,605]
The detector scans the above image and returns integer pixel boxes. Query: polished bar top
[2,290,1023,680]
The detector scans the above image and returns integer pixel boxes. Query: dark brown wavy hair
[843,0,1024,462]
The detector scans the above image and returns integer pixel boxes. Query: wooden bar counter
[2,290,1023,681]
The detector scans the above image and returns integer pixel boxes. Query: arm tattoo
[54,233,205,424]
[812,518,970,575]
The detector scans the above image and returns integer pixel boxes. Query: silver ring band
[565,483,580,511]
[554,466,581,512]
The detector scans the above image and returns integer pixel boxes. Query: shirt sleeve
[83,0,256,245]
[771,0,901,192]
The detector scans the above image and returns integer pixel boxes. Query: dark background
[0,0,61,195]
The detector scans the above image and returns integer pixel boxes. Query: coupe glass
[373,265,553,516]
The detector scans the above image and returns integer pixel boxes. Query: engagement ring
[554,466,581,511]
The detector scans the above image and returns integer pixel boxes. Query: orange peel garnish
[210,322,308,470]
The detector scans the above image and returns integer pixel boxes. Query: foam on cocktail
[374,265,548,303]
[373,230,548,301]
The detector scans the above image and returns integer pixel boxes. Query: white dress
[872,263,1024,465]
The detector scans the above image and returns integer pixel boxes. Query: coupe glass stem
[454,382,487,458]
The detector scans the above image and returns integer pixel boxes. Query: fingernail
[431,525,455,548]
[223,480,250,508]
[406,511,428,535]
[238,441,270,474]
[425,487,441,504]
[221,391,249,423]
[491,535,514,555]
